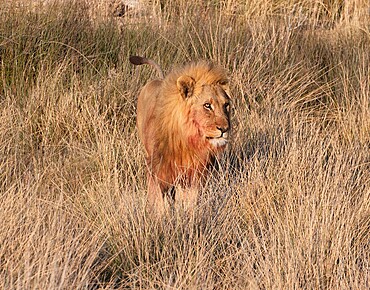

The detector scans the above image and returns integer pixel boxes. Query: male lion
[130,55,231,214]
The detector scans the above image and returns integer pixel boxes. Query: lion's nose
[217,126,229,134]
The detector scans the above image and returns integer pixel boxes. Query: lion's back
[137,79,162,157]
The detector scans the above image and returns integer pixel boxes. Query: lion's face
[186,83,231,150]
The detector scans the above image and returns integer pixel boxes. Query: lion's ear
[217,79,229,89]
[216,79,231,97]
[177,75,195,99]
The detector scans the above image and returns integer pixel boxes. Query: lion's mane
[151,61,229,190]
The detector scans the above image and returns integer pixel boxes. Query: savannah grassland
[0,0,369,289]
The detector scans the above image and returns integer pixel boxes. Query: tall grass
[1,0,369,288]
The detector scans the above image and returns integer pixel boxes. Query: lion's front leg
[174,185,199,212]
[147,174,175,216]
[147,174,165,216]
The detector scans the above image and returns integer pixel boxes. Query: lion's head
[178,74,231,150]
[158,61,231,153]
[134,58,231,211]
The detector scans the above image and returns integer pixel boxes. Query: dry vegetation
[1,0,369,288]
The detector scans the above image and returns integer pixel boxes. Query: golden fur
[130,56,231,213]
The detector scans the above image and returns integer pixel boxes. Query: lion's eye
[224,103,230,111]
[203,103,212,110]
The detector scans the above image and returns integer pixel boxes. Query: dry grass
[1,0,369,288]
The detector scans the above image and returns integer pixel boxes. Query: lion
[130,55,231,214]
